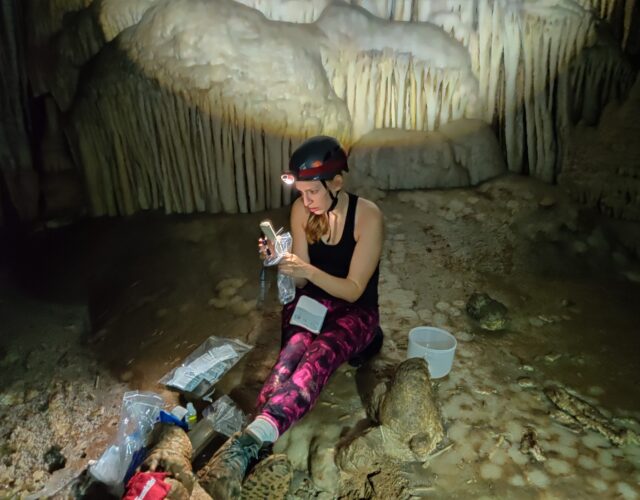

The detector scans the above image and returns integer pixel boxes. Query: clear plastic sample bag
[203,394,247,437]
[262,230,295,305]
[89,391,164,493]
[159,336,252,398]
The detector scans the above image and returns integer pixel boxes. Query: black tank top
[305,193,379,308]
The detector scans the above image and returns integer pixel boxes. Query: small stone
[449,307,462,317]
[572,241,588,254]
[416,309,432,322]
[230,300,255,316]
[456,331,473,342]
[612,252,628,266]
[539,196,556,208]
[435,301,450,312]
[544,353,561,363]
[623,271,640,283]
[218,287,237,299]
[447,199,464,212]
[33,470,46,482]
[588,386,605,396]
[25,389,39,402]
[529,317,545,327]
[119,370,133,382]
[466,293,508,331]
[43,446,66,473]
[517,377,536,389]
[209,297,228,308]
[0,388,25,407]
[432,312,448,326]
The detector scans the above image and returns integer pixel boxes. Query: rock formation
[0,0,638,222]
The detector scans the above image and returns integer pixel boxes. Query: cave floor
[1,174,639,499]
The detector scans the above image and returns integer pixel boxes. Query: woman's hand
[258,236,276,261]
[278,252,313,280]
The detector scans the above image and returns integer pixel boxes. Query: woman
[202,136,384,499]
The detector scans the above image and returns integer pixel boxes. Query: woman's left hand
[278,252,313,280]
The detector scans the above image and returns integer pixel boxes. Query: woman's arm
[280,199,384,303]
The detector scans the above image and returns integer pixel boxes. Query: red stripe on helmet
[297,160,344,180]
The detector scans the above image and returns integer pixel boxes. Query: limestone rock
[378,358,444,452]
[337,358,444,472]
[466,292,509,331]
[348,122,505,192]
[43,445,66,473]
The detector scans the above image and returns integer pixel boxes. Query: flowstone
[336,357,444,473]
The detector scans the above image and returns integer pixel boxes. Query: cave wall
[0,0,638,223]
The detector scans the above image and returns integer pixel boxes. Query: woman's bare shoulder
[356,196,383,220]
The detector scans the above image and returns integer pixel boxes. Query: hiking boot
[198,432,261,500]
[241,454,293,500]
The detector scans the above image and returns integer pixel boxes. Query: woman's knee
[303,336,350,369]
[281,329,313,349]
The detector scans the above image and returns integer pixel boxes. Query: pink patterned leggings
[255,289,379,436]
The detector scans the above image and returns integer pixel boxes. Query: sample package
[159,336,252,398]
[262,230,295,305]
[203,394,247,437]
[90,391,164,494]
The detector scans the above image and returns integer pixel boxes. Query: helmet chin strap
[321,180,340,213]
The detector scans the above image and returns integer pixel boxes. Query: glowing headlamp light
[281,173,295,185]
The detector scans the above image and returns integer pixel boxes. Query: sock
[245,416,279,445]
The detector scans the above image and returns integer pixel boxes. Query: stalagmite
[336,358,445,472]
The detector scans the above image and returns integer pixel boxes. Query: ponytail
[305,213,329,244]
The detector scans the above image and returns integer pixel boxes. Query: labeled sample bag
[159,336,252,398]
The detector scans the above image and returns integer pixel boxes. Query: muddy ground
[1,174,639,499]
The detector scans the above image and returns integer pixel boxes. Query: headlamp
[281,173,295,185]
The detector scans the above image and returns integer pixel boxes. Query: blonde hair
[305,213,329,244]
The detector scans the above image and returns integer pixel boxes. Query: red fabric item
[123,471,172,500]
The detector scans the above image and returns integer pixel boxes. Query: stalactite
[0,0,32,171]
[4,0,636,221]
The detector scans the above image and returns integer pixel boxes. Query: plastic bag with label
[159,336,252,398]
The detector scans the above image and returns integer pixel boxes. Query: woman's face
[295,180,331,214]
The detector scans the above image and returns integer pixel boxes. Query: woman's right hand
[258,236,276,261]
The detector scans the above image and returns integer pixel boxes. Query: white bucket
[407,326,457,379]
